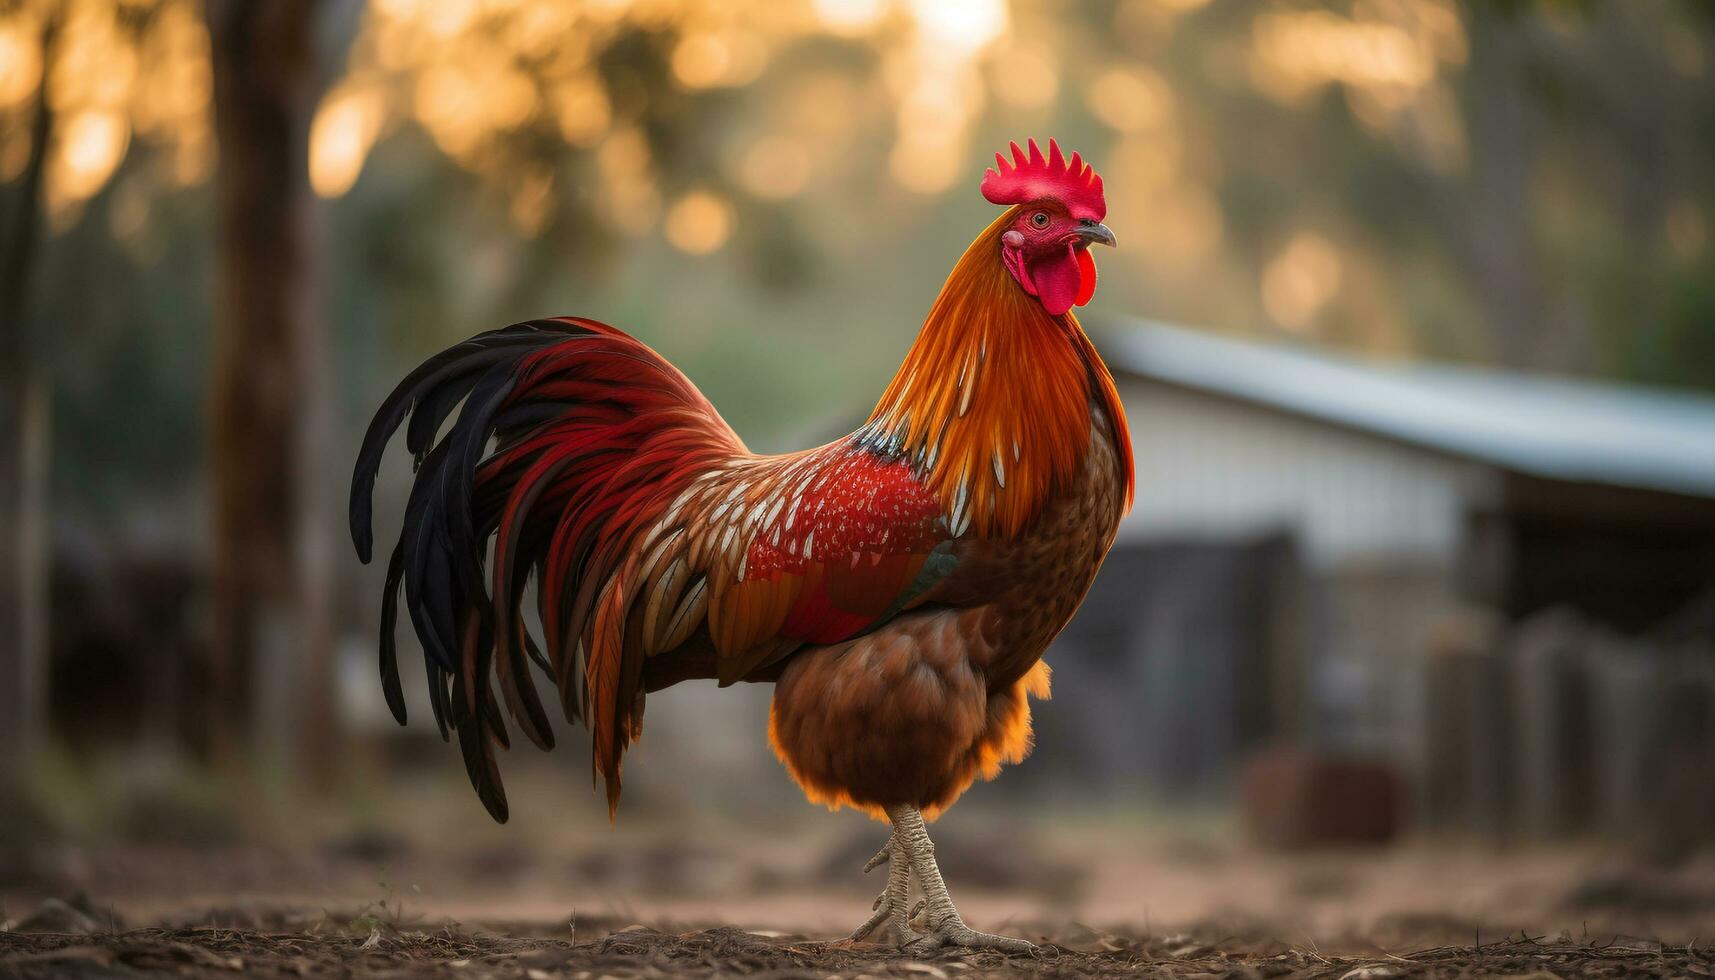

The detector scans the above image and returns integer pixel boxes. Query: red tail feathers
[349,317,742,820]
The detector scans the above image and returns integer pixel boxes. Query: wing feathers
[351,316,957,822]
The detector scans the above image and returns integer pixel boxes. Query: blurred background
[3,0,1715,946]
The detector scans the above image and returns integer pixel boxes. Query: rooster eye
[1030,211,1049,228]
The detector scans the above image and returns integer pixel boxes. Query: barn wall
[1107,379,1503,806]
[1115,380,1499,569]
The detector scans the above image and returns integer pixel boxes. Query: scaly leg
[885,804,1035,953]
[843,830,913,945]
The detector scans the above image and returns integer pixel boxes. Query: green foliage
[8,0,1715,541]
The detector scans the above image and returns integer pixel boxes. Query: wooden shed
[1049,319,1715,833]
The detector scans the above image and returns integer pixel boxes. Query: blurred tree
[1460,0,1544,368]
[0,0,226,788]
[204,0,334,778]
[0,8,56,794]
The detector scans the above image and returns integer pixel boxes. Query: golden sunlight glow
[553,76,612,147]
[1121,186,1223,273]
[1108,134,1182,194]
[598,127,660,236]
[1086,67,1173,133]
[1263,232,1343,331]
[413,65,480,158]
[604,180,662,236]
[422,0,479,39]
[884,0,997,200]
[1105,123,1224,276]
[898,72,975,134]
[370,0,420,19]
[49,108,130,208]
[1243,1,1467,171]
[673,32,761,89]
[907,0,1007,55]
[51,5,137,116]
[583,0,639,25]
[599,126,651,180]
[1418,0,1468,66]
[1251,10,1438,106]
[309,84,387,198]
[890,128,963,194]
[413,60,537,162]
[988,40,1059,110]
[0,21,42,109]
[778,75,860,154]
[503,3,582,60]
[737,136,812,199]
[812,0,888,36]
[333,0,1034,230]
[132,4,213,137]
[665,189,734,254]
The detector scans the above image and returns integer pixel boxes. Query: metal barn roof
[1096,318,1715,500]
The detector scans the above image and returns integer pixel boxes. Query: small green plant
[346,867,419,935]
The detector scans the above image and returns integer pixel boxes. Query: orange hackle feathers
[864,207,1133,538]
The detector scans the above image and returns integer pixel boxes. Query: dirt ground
[6,770,1715,978]
[1,910,1708,979]
[6,836,1714,979]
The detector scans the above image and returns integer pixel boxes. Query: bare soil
[3,913,1709,980]
[6,780,1715,978]
[0,906,1708,980]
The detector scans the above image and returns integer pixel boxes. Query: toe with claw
[843,832,914,946]
[905,914,1037,954]
[842,806,1035,953]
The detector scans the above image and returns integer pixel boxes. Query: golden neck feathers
[862,208,1133,538]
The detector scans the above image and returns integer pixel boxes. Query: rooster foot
[886,804,1036,955]
[903,914,1036,954]
[843,832,914,946]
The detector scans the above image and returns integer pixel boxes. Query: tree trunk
[0,14,57,795]
[205,0,333,779]
[1461,4,1545,370]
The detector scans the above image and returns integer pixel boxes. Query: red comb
[980,138,1105,222]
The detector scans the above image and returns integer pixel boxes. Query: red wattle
[1075,247,1097,307]
[1031,244,1083,316]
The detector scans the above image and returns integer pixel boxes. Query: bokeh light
[0,0,1706,383]
[308,84,388,198]
[736,136,812,200]
[1263,231,1344,332]
[665,189,735,254]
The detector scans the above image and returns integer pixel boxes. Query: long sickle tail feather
[349,317,740,821]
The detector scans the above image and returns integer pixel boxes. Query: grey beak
[1077,221,1117,248]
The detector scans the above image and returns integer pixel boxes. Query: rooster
[350,138,1132,951]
